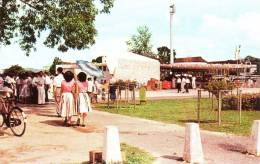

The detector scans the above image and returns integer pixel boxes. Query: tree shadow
[178,119,217,124]
[40,120,64,127]
[161,155,184,162]
[73,125,103,134]
[218,143,247,154]
[36,113,59,118]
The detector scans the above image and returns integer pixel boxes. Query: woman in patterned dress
[60,71,76,126]
[75,72,92,127]
[19,73,30,104]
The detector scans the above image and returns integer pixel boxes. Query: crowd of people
[0,71,51,104]
[0,67,101,127]
[175,75,196,93]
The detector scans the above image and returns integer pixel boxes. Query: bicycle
[0,91,27,136]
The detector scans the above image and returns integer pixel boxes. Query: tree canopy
[49,57,62,75]
[0,0,114,56]
[157,46,170,64]
[4,65,25,76]
[126,25,154,57]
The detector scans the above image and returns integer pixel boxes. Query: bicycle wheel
[8,107,26,137]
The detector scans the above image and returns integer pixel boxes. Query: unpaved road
[0,102,259,164]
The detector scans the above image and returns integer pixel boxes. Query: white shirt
[87,80,94,92]
[44,75,51,85]
[53,74,64,87]
[186,78,190,84]
[36,76,45,87]
[177,78,181,83]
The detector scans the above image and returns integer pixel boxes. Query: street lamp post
[170,3,175,64]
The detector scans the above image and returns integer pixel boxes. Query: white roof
[104,51,159,74]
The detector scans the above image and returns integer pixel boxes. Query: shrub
[222,93,260,110]
[205,79,235,97]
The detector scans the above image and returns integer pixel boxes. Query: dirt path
[0,102,259,164]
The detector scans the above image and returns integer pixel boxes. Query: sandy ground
[0,90,260,163]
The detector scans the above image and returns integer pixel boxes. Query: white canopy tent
[102,52,160,84]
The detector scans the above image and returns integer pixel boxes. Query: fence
[196,88,259,126]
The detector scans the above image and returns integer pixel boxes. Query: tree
[157,46,170,64]
[92,56,103,63]
[0,0,114,56]
[126,26,154,56]
[4,65,25,76]
[49,57,62,75]
[244,55,260,75]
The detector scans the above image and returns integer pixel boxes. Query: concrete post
[248,120,260,156]
[183,123,204,163]
[103,126,122,163]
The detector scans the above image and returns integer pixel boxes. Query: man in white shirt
[53,67,64,115]
[176,77,181,93]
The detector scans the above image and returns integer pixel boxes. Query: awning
[76,60,104,78]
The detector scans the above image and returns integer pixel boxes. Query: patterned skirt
[76,92,92,113]
[60,93,76,117]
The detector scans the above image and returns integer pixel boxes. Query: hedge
[222,93,260,111]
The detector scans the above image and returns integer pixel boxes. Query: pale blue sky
[0,0,259,69]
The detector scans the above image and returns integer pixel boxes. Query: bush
[205,79,235,97]
[222,93,260,110]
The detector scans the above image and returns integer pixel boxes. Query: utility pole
[170,2,175,64]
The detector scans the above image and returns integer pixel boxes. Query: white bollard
[183,123,204,164]
[103,126,122,163]
[249,120,260,156]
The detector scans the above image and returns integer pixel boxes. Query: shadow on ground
[179,119,217,124]
[40,120,64,127]
[218,143,247,154]
[161,155,184,162]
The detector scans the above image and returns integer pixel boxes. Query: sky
[0,0,260,69]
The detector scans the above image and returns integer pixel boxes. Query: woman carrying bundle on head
[75,72,92,127]
[60,71,76,126]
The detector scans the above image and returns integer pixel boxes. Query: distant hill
[245,55,260,75]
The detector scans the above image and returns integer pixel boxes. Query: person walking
[181,76,186,93]
[75,72,92,127]
[185,77,190,93]
[60,71,76,126]
[176,77,181,93]
[53,67,64,116]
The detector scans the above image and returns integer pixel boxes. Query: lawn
[121,143,155,164]
[95,98,260,136]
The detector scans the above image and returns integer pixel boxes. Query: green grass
[79,143,154,164]
[121,143,155,164]
[95,99,260,136]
